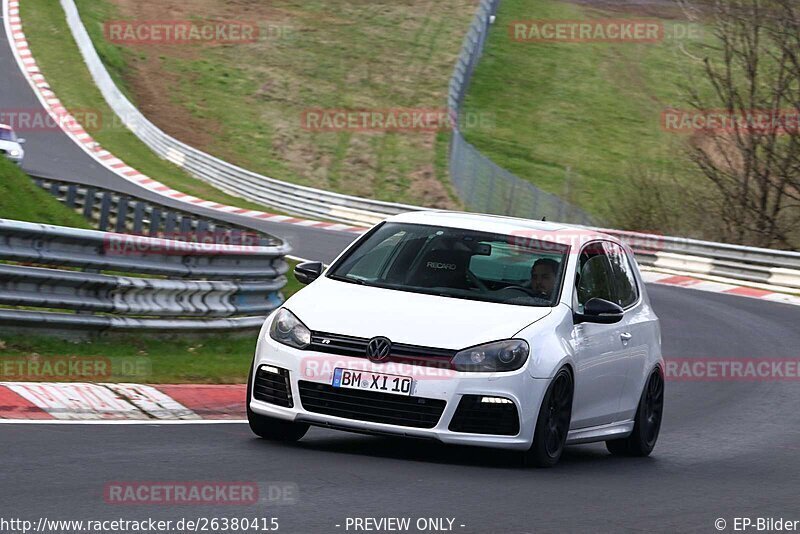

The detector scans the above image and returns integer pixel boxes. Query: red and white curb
[0,382,245,421]
[3,0,367,235]
[642,270,800,307]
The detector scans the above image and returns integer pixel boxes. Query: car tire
[246,362,309,442]
[606,367,664,457]
[524,368,573,468]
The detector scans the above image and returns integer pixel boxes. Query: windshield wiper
[328,274,365,285]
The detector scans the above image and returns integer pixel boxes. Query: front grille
[309,331,456,369]
[298,380,446,429]
[309,332,368,356]
[252,365,293,408]
[448,395,520,436]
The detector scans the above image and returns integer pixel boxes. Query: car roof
[386,210,619,245]
[0,124,12,130]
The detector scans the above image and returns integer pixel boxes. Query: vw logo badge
[366,336,392,362]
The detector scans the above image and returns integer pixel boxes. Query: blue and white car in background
[0,124,25,166]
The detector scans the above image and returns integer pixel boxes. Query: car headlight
[268,308,311,349]
[451,339,529,372]
[8,149,20,157]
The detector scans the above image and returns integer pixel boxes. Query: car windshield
[0,128,16,142]
[328,222,569,307]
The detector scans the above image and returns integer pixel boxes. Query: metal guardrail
[60,0,422,227]
[600,229,800,290]
[0,218,290,333]
[30,175,263,238]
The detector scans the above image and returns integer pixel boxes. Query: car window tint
[329,222,570,307]
[345,230,406,278]
[576,244,616,311]
[605,242,639,308]
[469,241,562,284]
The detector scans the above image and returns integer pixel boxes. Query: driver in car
[530,258,559,300]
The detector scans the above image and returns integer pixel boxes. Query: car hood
[283,276,552,350]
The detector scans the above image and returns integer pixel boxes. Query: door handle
[620,332,633,342]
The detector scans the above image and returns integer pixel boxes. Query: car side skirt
[566,420,634,445]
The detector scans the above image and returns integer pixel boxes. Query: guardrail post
[132,201,145,234]
[82,187,96,220]
[149,208,162,235]
[65,183,78,208]
[98,191,113,231]
[164,211,178,234]
[179,215,192,234]
[115,196,129,233]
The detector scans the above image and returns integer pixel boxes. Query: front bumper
[249,336,550,450]
[3,154,23,166]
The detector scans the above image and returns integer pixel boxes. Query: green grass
[0,159,91,227]
[19,0,290,216]
[0,334,256,384]
[0,260,306,384]
[27,0,473,209]
[462,0,713,225]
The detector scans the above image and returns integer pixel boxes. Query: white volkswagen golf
[248,211,664,467]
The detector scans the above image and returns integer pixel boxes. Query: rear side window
[604,242,639,308]
[575,243,616,312]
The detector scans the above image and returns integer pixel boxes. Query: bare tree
[686,0,800,249]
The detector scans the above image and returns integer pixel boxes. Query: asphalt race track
[2,9,800,534]
[4,287,800,532]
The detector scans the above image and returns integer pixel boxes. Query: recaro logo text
[426,262,457,270]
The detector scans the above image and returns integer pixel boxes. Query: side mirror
[294,261,323,285]
[574,297,624,324]
[17,138,26,144]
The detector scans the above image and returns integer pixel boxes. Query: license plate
[332,368,413,396]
